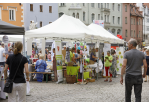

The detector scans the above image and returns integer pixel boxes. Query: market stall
[25,14,124,84]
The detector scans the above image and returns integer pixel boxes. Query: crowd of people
[1,39,149,102]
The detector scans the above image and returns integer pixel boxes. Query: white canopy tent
[25,15,102,41]
[88,23,124,44]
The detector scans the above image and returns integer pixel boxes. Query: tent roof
[88,23,124,44]
[25,15,105,41]
[0,20,24,35]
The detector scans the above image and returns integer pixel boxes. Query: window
[139,19,140,25]
[83,3,85,6]
[40,5,43,12]
[147,18,149,23]
[9,9,15,21]
[91,3,95,8]
[134,30,135,37]
[49,6,52,13]
[104,15,106,22]
[117,29,121,34]
[76,13,79,19]
[112,3,114,11]
[125,30,127,37]
[107,15,109,22]
[118,4,120,11]
[40,21,42,27]
[98,14,100,20]
[139,31,140,37]
[60,3,65,6]
[101,16,103,20]
[105,3,106,8]
[112,29,115,35]
[0,7,1,20]
[101,3,103,8]
[107,3,109,9]
[113,16,115,24]
[131,30,133,37]
[98,3,100,8]
[91,13,95,22]
[135,9,136,12]
[147,26,149,31]
[59,12,64,17]
[125,5,127,12]
[131,8,133,12]
[134,19,135,25]
[30,4,33,11]
[118,17,120,24]
[49,22,52,24]
[83,12,85,21]
[72,13,75,18]
[148,9,149,14]
[131,18,133,24]
[125,17,127,24]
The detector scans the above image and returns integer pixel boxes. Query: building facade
[23,3,58,31]
[58,3,122,36]
[122,3,143,47]
[137,3,149,46]
[0,3,24,27]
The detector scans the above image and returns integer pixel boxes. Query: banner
[103,43,111,76]
[54,40,63,82]
[116,47,124,74]
[93,20,104,28]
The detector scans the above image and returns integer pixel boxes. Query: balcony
[101,8,110,12]
[69,3,82,10]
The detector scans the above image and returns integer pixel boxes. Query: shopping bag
[26,81,30,95]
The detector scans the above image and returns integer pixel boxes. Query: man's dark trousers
[125,74,143,102]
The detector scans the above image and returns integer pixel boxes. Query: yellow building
[0,3,24,27]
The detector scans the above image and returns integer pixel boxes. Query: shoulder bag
[3,55,23,93]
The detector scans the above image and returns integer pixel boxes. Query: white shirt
[0,47,5,62]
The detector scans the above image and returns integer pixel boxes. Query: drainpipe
[130,4,131,40]
[88,3,89,25]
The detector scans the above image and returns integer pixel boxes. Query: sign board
[2,35,9,43]
[142,42,145,46]
[93,20,104,28]
[54,40,63,83]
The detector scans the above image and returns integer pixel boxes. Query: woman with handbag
[35,55,47,82]
[4,41,29,102]
[104,51,113,82]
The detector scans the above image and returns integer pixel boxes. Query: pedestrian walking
[144,49,149,82]
[120,38,147,102]
[0,42,6,67]
[4,41,29,102]
[104,51,113,82]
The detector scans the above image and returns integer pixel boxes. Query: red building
[122,3,143,47]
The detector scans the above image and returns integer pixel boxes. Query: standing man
[0,43,6,66]
[120,38,147,102]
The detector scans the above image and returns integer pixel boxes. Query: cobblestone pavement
[1,75,149,102]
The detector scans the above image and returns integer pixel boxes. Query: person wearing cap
[0,43,6,66]
[144,49,149,82]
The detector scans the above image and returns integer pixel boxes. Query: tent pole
[23,35,25,56]
[81,38,85,84]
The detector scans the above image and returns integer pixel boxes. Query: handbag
[3,56,23,93]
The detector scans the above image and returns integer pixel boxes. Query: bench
[29,72,53,83]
